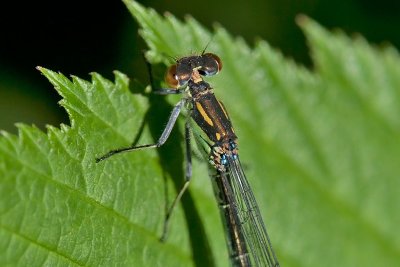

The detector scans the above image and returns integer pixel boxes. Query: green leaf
[1,1,399,267]
[0,70,193,266]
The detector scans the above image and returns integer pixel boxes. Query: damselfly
[96,52,280,267]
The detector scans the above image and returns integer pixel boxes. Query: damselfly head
[165,53,223,88]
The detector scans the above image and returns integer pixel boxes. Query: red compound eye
[204,53,222,72]
[199,53,222,76]
[165,64,179,87]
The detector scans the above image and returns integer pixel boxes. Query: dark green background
[0,0,399,133]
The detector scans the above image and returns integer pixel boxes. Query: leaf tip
[123,0,147,18]
[36,66,50,76]
[295,14,310,28]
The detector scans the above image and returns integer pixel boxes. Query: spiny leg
[95,99,184,162]
[160,121,193,241]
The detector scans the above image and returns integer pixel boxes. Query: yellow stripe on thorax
[195,102,214,126]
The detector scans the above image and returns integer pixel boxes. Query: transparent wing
[222,156,280,267]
